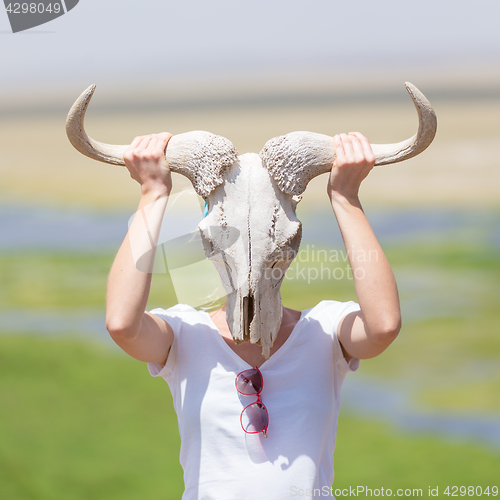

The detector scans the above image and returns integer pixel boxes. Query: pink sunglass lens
[236,369,262,395]
[241,402,268,433]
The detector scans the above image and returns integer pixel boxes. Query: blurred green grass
[0,251,177,311]
[0,335,183,500]
[1,237,499,415]
[358,241,500,412]
[1,233,499,496]
[1,335,499,500]
[334,413,500,488]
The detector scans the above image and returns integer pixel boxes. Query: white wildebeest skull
[66,82,437,359]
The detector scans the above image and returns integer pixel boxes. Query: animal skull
[66,82,437,359]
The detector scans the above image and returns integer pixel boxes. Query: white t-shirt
[148,300,360,500]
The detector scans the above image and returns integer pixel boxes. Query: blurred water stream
[342,376,500,450]
[1,203,499,251]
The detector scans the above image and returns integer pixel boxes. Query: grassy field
[1,235,499,409]
[0,335,183,500]
[1,236,499,497]
[1,335,499,500]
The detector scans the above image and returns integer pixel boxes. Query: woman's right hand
[123,132,173,196]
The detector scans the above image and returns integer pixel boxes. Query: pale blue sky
[1,0,499,93]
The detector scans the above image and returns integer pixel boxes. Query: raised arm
[328,132,401,361]
[105,133,175,364]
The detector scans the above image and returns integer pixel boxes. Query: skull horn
[66,85,238,198]
[260,82,437,196]
[66,85,128,165]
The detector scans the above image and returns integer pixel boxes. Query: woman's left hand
[327,132,375,203]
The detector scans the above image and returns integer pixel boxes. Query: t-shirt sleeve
[327,300,361,373]
[146,307,183,380]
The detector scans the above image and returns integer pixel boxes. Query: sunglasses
[235,367,269,438]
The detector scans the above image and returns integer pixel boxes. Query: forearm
[106,189,169,338]
[330,193,401,340]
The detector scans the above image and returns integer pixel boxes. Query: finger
[158,131,173,141]
[348,131,367,141]
[340,133,355,160]
[349,135,366,163]
[125,135,146,156]
[158,132,173,153]
[333,134,345,165]
[136,135,153,151]
[349,132,375,163]
[147,134,160,152]
[130,135,145,148]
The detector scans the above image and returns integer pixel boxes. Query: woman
[105,131,401,499]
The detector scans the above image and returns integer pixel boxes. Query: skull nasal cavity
[243,294,254,341]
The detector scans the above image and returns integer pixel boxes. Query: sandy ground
[1,95,499,212]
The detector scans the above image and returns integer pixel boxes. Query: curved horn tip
[77,84,97,106]
[66,83,128,166]
[83,84,97,100]
[66,84,97,121]
[77,83,96,96]
[404,81,417,95]
[404,81,427,101]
